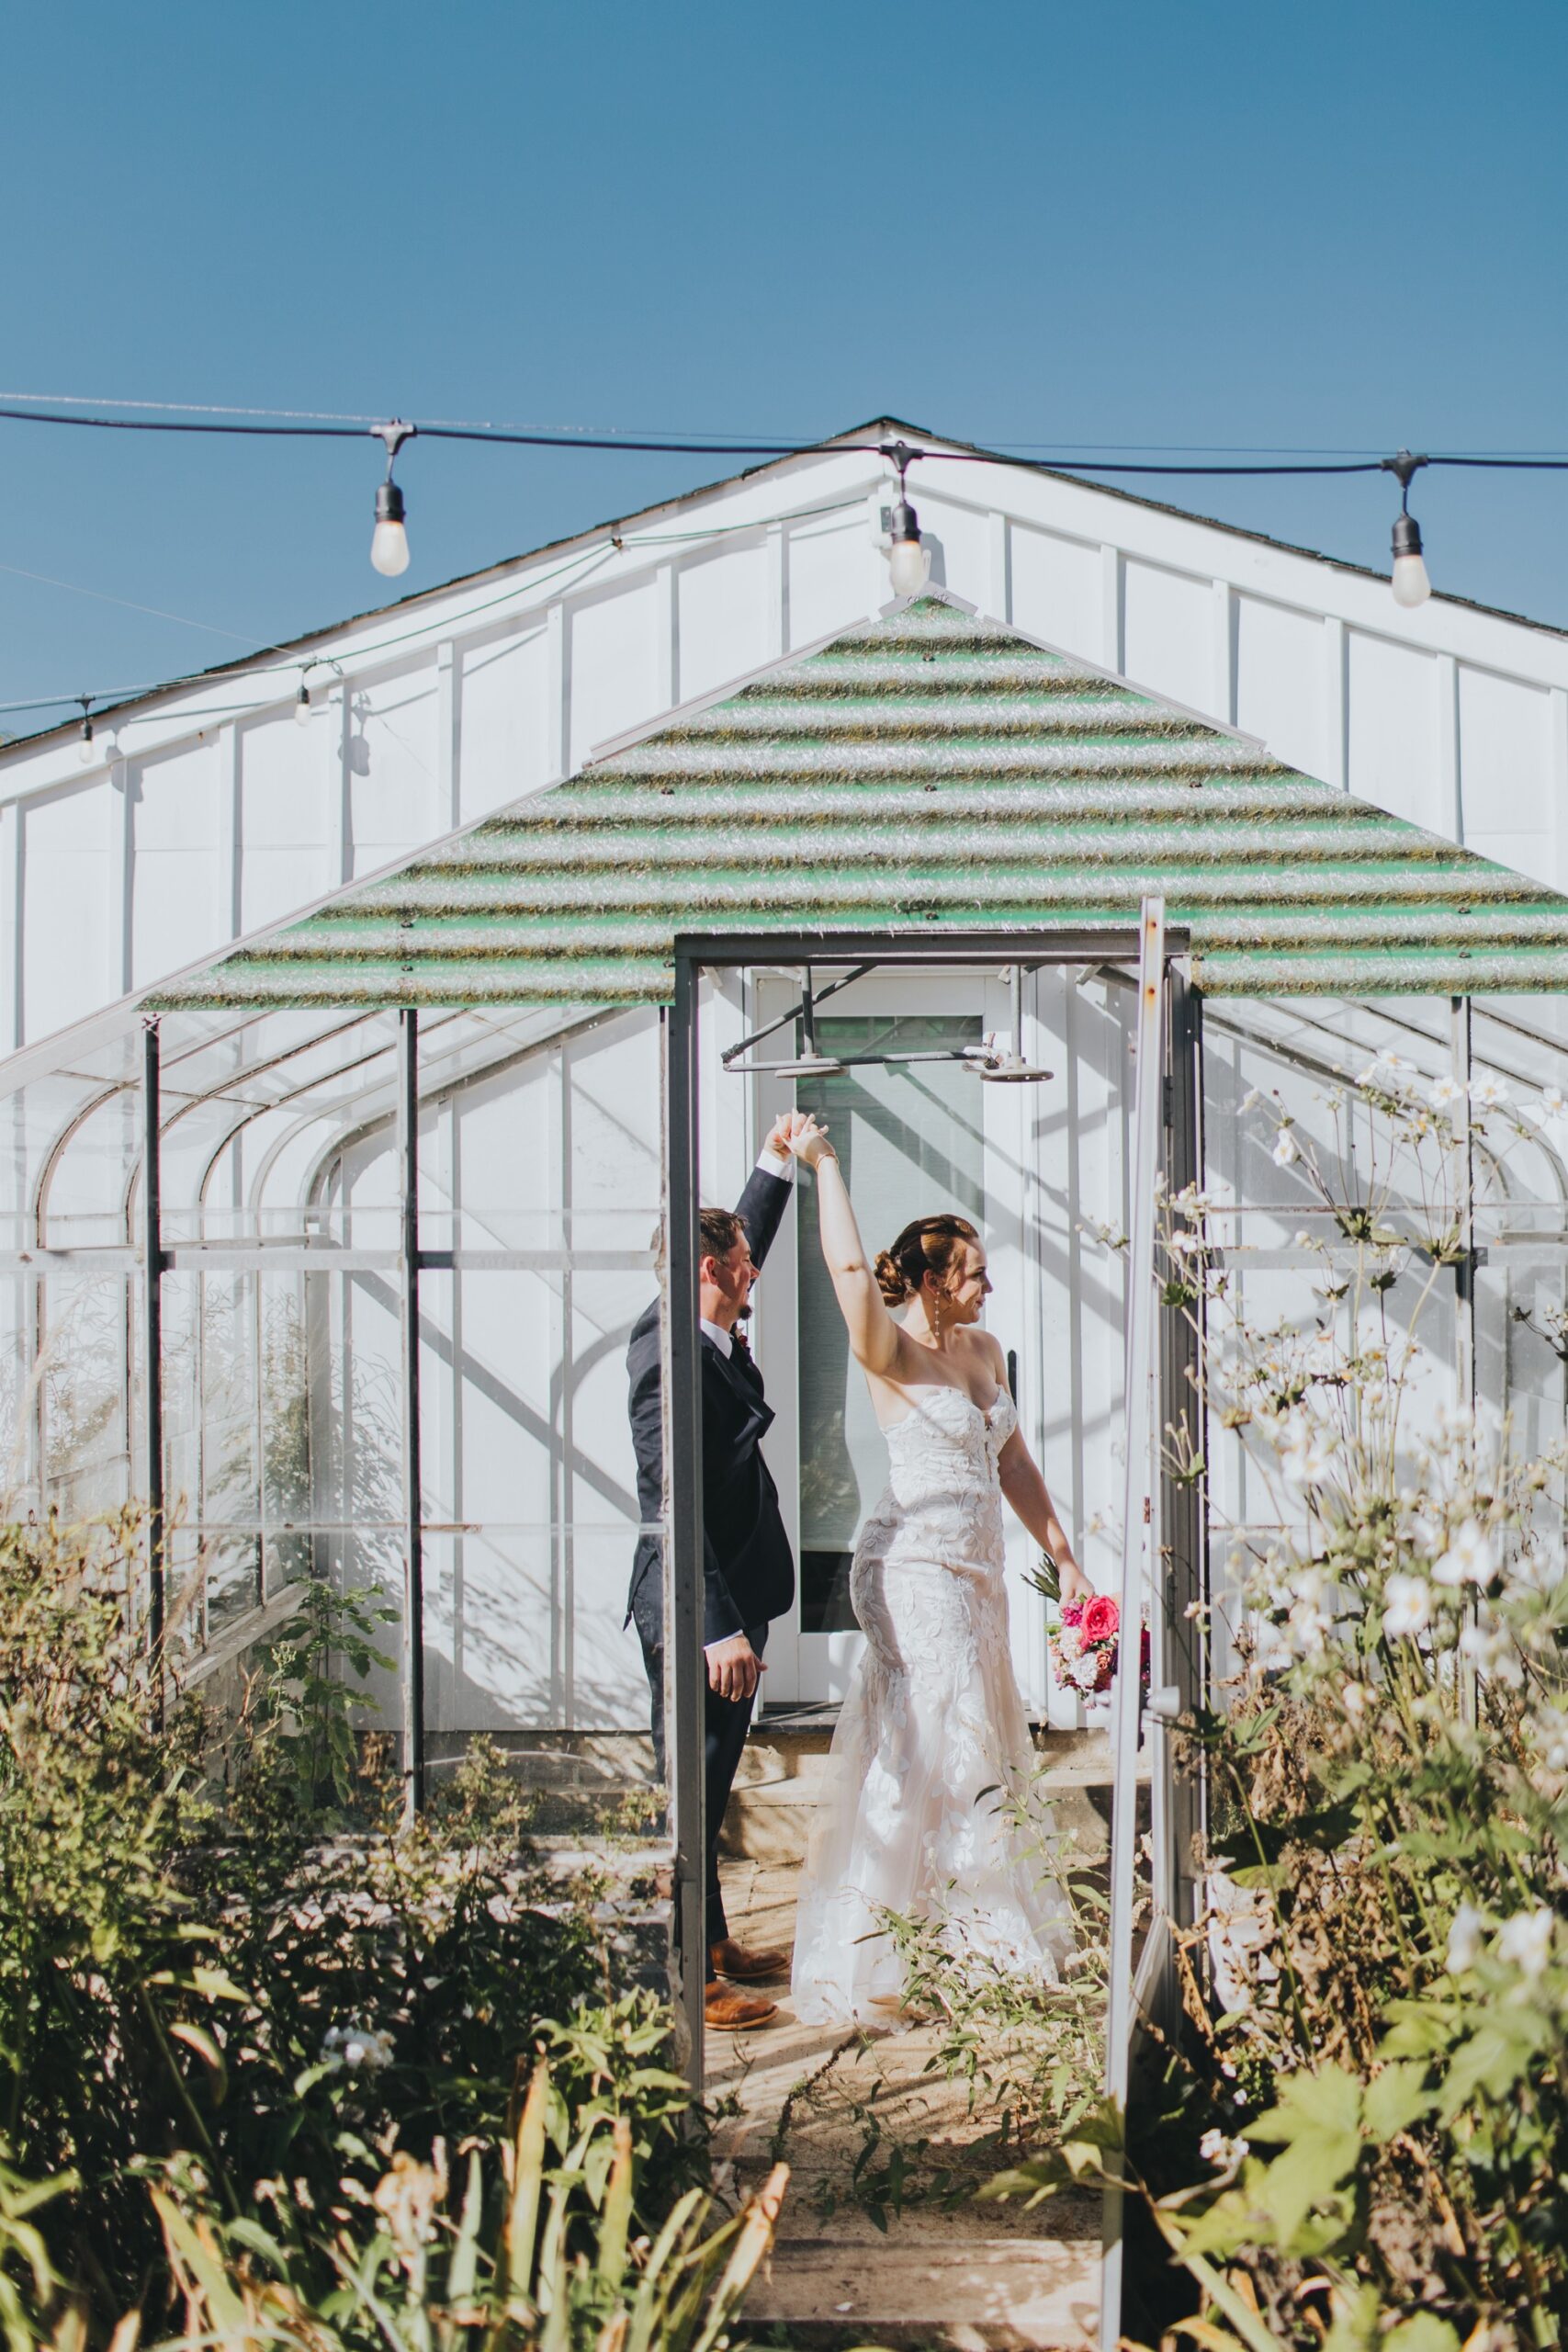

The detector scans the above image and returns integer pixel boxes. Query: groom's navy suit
[626,1159,795,1962]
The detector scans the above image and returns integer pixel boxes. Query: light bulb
[1391,510,1430,609]
[1392,551,1431,608]
[887,495,929,598]
[889,536,931,597]
[370,480,410,577]
[295,680,313,726]
[77,718,95,764]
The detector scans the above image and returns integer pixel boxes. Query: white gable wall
[6,432,1568,1057]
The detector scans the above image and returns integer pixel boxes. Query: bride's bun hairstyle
[874,1215,980,1306]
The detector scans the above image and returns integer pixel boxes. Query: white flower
[1197,2128,1249,2169]
[1432,1519,1495,1589]
[1530,1706,1568,1773]
[1251,1617,1294,1672]
[1358,1052,1409,1089]
[1497,1907,1555,1979]
[1459,1616,1525,1688]
[1342,1681,1370,1722]
[1527,1086,1568,1129]
[1382,1574,1432,1639]
[1436,1398,1477,1443]
[1447,1903,1487,1973]
[1469,1072,1510,1114]
[1508,1545,1559,1598]
[1271,1128,1299,1169]
[1286,1585,1334,1657]
[321,2023,394,2075]
[1280,1431,1334,1491]
[1428,1074,1463,1110]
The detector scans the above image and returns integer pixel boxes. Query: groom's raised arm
[734,1111,809,1271]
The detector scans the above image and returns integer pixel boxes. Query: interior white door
[750,968,1055,1711]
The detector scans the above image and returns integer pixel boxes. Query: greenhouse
[6,593,1568,2342]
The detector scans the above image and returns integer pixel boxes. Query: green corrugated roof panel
[152,598,1568,1009]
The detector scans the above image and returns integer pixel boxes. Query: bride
[784,1117,1092,2025]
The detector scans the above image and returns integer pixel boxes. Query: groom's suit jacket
[626,1161,796,1651]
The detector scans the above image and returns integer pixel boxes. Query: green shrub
[991,1069,1568,2349]
[0,1513,682,2325]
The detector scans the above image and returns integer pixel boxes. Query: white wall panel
[1235,597,1328,779]
[240,711,331,934]
[785,510,867,649]
[675,537,770,705]
[1122,557,1217,716]
[568,577,660,768]
[130,738,220,985]
[919,494,990,605]
[21,780,114,1035]
[1457,664,1553,873]
[1009,524,1101,661]
[1347,633,1438,826]
[457,623,551,821]
[14,435,1568,1057]
[350,661,439,874]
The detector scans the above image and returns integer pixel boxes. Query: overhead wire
[0,397,1551,731]
[7,397,1568,476]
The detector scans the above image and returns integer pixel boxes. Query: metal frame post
[1101,896,1168,2351]
[399,1007,426,1822]
[1155,969,1206,1973]
[141,1020,166,1721]
[1451,995,1479,1726]
[666,956,707,2093]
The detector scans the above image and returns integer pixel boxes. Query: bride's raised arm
[789,1124,902,1377]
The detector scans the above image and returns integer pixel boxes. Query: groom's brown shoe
[705,1984,779,2030]
[710,1937,791,1982]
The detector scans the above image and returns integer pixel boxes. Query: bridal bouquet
[1049,1592,1125,1699]
[1026,1557,1149,1700]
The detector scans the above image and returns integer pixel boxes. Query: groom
[626,1111,810,2031]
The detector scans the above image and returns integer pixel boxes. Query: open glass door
[750,967,1060,1710]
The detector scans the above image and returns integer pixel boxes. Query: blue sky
[5,0,1568,730]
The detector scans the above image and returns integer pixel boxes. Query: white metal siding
[8,434,1568,1060]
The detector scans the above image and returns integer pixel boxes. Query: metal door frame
[668,919,1196,2256]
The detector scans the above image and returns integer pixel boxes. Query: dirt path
[713,1858,1101,2350]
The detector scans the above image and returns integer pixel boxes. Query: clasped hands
[765,1108,834,1171]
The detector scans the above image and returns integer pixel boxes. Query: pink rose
[1082,1594,1120,1645]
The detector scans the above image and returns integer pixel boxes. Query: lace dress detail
[791,1385,1074,2024]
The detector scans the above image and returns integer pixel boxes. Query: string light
[883,441,931,599]
[1383,450,1432,609]
[369,422,414,578]
[294,676,312,726]
[76,696,95,764]
[5,394,1564,625]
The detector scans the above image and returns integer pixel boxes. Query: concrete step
[721,1725,1131,1867]
[741,2226,1099,2348]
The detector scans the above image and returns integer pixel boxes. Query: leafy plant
[1027,1057,1568,2346]
[151,2051,787,2352]
[0,1514,680,2326]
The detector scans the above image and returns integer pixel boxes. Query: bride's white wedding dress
[791,1383,1074,2024]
